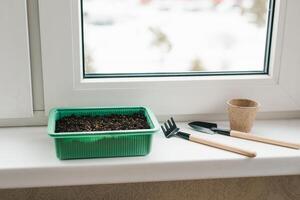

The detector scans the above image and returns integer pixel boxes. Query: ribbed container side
[54,135,152,160]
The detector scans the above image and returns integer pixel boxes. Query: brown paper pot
[227,99,259,133]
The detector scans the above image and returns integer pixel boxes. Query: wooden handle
[230,130,300,150]
[189,135,256,158]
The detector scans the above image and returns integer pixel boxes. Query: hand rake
[161,118,256,158]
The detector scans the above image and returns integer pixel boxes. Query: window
[39,0,300,116]
[82,0,274,77]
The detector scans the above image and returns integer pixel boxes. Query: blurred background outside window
[82,0,270,74]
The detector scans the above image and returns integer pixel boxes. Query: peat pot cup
[227,99,260,133]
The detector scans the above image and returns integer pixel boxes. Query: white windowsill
[1,119,300,189]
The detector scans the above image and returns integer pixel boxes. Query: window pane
[82,0,273,76]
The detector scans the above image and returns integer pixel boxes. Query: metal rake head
[161,117,179,138]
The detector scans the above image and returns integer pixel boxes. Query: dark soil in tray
[55,113,150,133]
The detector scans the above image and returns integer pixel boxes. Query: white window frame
[39,0,300,116]
[0,0,33,119]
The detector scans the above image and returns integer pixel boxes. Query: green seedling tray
[48,106,160,160]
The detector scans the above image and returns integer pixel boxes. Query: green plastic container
[48,106,160,160]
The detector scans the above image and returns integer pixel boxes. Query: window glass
[82,0,273,77]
